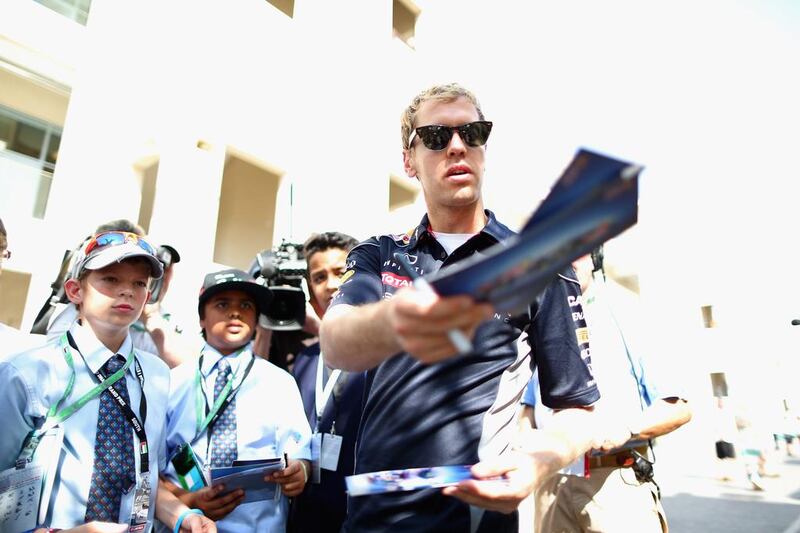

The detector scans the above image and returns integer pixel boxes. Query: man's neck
[426,202,487,234]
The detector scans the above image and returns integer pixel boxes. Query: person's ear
[64,278,83,305]
[403,150,417,179]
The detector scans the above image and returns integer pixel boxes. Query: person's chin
[446,190,480,206]
[225,333,250,346]
[95,315,138,333]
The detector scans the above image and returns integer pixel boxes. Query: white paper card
[0,464,43,533]
[320,433,343,472]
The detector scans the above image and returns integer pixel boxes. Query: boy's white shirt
[159,341,311,532]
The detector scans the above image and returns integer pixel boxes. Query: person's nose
[446,129,467,157]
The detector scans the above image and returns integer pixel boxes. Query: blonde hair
[401,83,485,150]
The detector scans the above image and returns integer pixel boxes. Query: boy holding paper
[160,269,311,532]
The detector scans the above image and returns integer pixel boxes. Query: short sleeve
[636,349,684,405]
[606,289,685,405]
[281,373,313,460]
[329,239,384,308]
[521,373,538,407]
[529,267,599,409]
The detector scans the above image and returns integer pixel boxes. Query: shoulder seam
[558,273,580,285]
[350,240,380,252]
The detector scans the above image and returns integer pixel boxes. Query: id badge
[311,433,322,484]
[0,464,43,533]
[320,433,343,472]
[128,474,151,532]
[171,443,207,492]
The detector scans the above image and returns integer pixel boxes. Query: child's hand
[187,484,245,520]
[270,459,309,497]
[180,512,218,532]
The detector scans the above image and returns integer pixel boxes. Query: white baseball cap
[71,231,164,280]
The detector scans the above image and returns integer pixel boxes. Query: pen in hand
[392,252,473,355]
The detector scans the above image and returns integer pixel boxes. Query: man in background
[525,246,691,532]
[290,231,365,533]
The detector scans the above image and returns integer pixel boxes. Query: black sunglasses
[408,121,493,151]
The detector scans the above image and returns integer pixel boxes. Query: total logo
[381,272,412,289]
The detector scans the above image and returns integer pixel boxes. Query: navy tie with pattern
[210,357,238,467]
[85,354,136,522]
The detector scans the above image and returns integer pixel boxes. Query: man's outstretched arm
[321,287,493,371]
[594,396,692,452]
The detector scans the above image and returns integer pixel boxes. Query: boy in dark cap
[161,269,311,532]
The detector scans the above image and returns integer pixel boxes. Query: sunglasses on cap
[83,231,157,257]
[408,121,493,151]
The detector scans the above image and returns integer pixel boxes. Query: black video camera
[148,244,180,304]
[249,240,307,331]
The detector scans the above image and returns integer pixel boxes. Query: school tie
[210,357,238,467]
[85,354,136,522]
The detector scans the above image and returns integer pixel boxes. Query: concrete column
[145,138,227,331]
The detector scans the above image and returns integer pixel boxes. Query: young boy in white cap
[160,269,311,532]
[0,231,215,532]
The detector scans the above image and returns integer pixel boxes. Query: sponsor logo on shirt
[575,327,590,345]
[381,272,412,288]
[493,312,512,323]
[390,232,413,246]
[382,259,424,275]
[340,270,355,284]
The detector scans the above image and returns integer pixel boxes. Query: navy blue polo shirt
[331,210,599,533]
[290,342,366,533]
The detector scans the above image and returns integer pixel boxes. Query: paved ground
[659,451,800,533]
